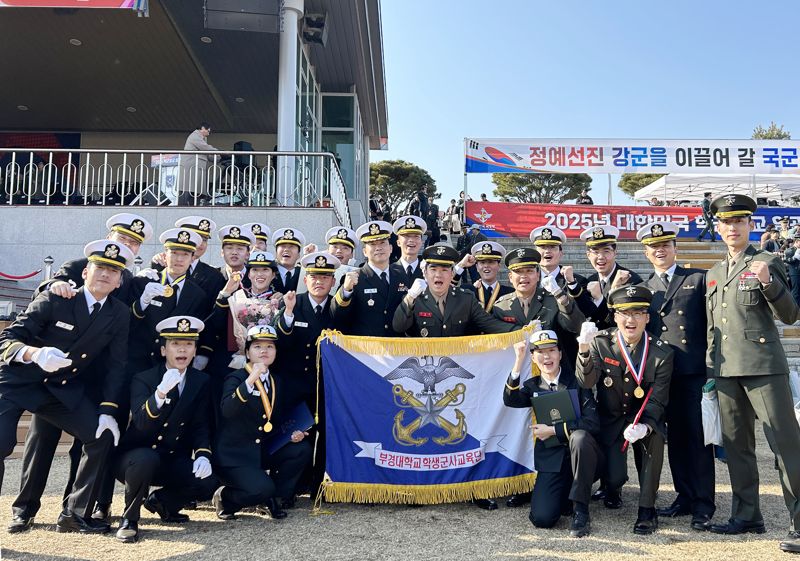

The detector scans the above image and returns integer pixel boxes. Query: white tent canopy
[633,174,800,203]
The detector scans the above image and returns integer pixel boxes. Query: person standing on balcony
[179,123,219,206]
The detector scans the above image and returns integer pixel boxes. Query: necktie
[728,259,736,276]
[521,299,529,317]
[549,383,557,392]
[285,271,292,289]
[315,304,323,318]
[407,265,413,278]
[660,272,670,289]
[438,298,445,316]
[380,271,389,285]
[483,284,491,293]
[599,279,607,293]
[89,302,101,319]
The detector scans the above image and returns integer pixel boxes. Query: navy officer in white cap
[1,239,134,535]
[113,316,218,543]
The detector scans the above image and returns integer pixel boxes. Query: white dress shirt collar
[83,289,107,313]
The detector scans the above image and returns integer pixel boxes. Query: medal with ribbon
[616,331,649,399]
[160,269,186,298]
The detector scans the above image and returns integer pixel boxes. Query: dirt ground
[1,431,796,561]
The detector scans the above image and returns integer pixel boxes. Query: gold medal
[634,385,645,399]
[162,285,174,298]
[263,421,273,432]
[603,376,613,388]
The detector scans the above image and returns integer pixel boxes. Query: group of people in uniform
[1,193,799,553]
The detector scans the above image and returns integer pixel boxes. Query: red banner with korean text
[465,201,704,239]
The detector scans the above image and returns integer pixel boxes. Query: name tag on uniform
[418,312,432,317]
[682,285,695,289]
[56,321,74,331]
[295,321,309,328]
[150,300,162,307]
[364,288,378,294]
[398,284,408,292]
[502,316,516,323]
[604,357,620,366]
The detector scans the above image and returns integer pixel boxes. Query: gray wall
[0,206,344,290]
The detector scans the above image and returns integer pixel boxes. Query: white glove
[136,268,160,281]
[576,321,599,346]
[140,282,166,308]
[526,319,543,332]
[408,279,428,298]
[192,456,213,479]
[541,275,560,295]
[193,355,209,371]
[31,347,72,372]
[96,414,120,446]
[623,423,648,444]
[157,368,182,395]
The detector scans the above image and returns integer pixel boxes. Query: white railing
[0,148,352,228]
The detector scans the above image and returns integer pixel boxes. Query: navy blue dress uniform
[0,240,133,534]
[331,221,407,337]
[213,326,313,519]
[198,225,255,395]
[453,241,514,307]
[272,228,306,294]
[491,248,585,335]
[503,330,603,535]
[578,225,643,329]
[530,226,594,315]
[34,212,152,305]
[171,216,224,313]
[275,251,339,497]
[393,245,514,337]
[637,222,716,526]
[391,215,426,284]
[13,213,152,529]
[128,228,209,376]
[575,286,673,535]
[704,195,800,551]
[114,316,218,543]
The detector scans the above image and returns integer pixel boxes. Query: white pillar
[277,0,304,205]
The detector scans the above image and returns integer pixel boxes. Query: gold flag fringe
[323,473,535,505]
[316,327,531,358]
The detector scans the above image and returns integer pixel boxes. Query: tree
[490,173,591,204]
[752,121,791,140]
[369,160,439,215]
[618,173,666,198]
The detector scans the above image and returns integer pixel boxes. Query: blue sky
[371,0,800,206]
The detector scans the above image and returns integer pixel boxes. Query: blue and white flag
[319,330,534,504]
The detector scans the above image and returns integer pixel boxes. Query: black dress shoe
[281,495,297,510]
[184,500,198,510]
[709,518,766,535]
[7,514,34,533]
[657,503,691,517]
[258,498,287,519]
[116,518,139,543]
[505,493,532,508]
[56,511,110,534]
[144,492,189,523]
[780,531,800,553]
[591,487,606,501]
[633,507,658,535]
[213,487,236,521]
[473,498,498,511]
[91,504,111,523]
[691,514,713,531]
[569,511,591,538]
[603,491,623,510]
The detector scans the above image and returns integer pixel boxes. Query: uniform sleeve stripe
[235,386,248,403]
[2,342,23,362]
[195,448,212,454]
[505,382,519,391]
[100,401,118,408]
[131,302,144,319]
[145,400,159,419]
[334,291,351,307]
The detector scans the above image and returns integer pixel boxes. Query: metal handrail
[0,148,352,228]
